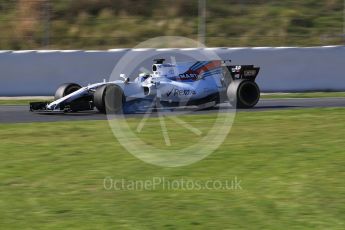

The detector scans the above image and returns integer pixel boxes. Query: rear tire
[94,84,124,114]
[227,80,260,108]
[54,83,81,100]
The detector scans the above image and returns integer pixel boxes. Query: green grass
[0,108,344,229]
[0,99,52,106]
[262,92,345,99]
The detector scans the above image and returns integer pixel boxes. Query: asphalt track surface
[1,98,345,124]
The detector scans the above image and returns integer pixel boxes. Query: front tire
[94,84,124,114]
[54,83,81,100]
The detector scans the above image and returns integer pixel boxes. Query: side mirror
[120,74,130,84]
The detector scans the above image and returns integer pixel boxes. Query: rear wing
[225,65,260,81]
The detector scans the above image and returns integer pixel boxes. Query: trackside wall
[0,46,344,96]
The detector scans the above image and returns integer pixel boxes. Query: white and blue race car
[30,59,261,113]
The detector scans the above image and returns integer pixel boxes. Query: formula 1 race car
[30,59,261,113]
